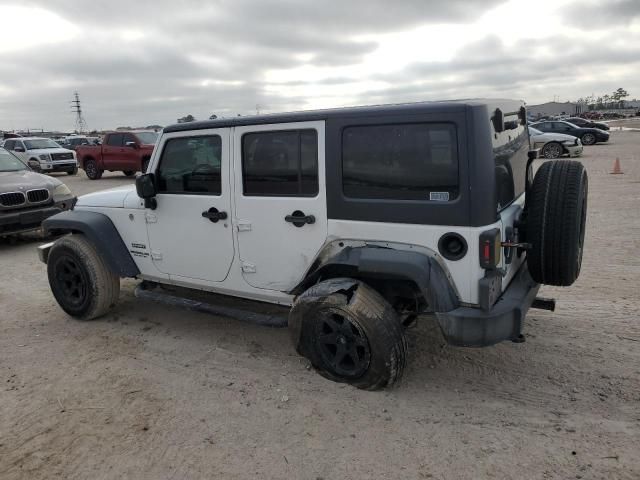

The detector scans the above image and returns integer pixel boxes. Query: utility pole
[70,91,87,133]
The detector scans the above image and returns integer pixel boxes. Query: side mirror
[126,141,139,149]
[14,147,25,152]
[136,173,157,199]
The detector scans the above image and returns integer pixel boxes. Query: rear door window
[241,129,318,196]
[342,123,458,201]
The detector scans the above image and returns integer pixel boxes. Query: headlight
[562,140,575,145]
[39,154,51,161]
[53,184,72,197]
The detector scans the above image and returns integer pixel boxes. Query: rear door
[145,129,234,282]
[232,121,327,291]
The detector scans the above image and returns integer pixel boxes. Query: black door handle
[285,210,315,228]
[202,207,227,223]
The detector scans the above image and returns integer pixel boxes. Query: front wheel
[541,142,563,159]
[47,235,120,320]
[581,133,596,145]
[289,278,407,390]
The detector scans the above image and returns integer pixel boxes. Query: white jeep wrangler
[38,100,588,390]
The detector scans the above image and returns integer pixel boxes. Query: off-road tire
[47,235,120,320]
[123,170,135,177]
[84,159,103,180]
[289,278,407,390]
[527,160,588,286]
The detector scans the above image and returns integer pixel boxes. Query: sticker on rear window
[430,192,450,202]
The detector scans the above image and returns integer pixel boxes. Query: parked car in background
[0,148,75,236]
[528,127,583,159]
[3,137,78,174]
[530,120,609,145]
[62,135,91,151]
[75,131,157,179]
[566,117,610,131]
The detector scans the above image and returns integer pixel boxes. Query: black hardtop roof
[163,98,524,133]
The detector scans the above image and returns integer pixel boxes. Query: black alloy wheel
[52,254,89,310]
[314,312,371,378]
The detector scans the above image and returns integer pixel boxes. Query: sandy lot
[1,133,639,479]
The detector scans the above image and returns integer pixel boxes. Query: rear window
[494,127,528,210]
[342,123,458,201]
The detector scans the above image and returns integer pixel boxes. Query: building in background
[527,101,580,119]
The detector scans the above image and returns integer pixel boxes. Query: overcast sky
[0,0,638,131]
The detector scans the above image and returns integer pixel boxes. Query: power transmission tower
[70,91,87,133]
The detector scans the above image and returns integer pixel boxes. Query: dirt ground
[1,132,639,480]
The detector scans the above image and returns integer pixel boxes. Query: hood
[530,131,576,143]
[27,147,75,155]
[0,169,61,192]
[76,184,137,208]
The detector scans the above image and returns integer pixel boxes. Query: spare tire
[526,160,588,286]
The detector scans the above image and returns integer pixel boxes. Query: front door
[145,128,234,282]
[233,121,327,291]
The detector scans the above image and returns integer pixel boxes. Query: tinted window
[342,123,458,201]
[106,134,123,146]
[242,129,318,196]
[156,135,222,194]
[4,140,14,150]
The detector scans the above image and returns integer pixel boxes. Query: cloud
[0,0,638,131]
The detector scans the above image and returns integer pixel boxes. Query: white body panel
[144,128,234,283]
[232,121,328,291]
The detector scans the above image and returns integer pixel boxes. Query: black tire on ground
[289,278,407,390]
[526,160,588,286]
[47,235,120,320]
[123,170,135,177]
[84,159,103,180]
[67,167,78,175]
[581,133,596,145]
[541,141,563,159]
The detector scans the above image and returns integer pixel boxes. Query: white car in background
[3,137,78,175]
[529,127,583,159]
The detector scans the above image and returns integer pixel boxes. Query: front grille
[0,192,26,207]
[27,189,49,203]
[51,152,74,161]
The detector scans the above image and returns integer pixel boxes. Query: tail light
[479,228,501,269]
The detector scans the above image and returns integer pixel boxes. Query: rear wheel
[289,278,407,390]
[84,159,102,180]
[526,160,588,286]
[541,142,563,159]
[581,133,596,145]
[47,235,120,320]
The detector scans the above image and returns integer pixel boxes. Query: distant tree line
[575,88,630,110]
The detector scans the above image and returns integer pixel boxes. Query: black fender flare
[290,243,460,313]
[42,210,140,278]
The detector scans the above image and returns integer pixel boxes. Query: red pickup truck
[76,131,158,180]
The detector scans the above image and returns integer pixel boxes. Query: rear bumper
[0,200,75,235]
[435,263,540,347]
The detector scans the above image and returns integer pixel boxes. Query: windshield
[135,132,159,144]
[0,149,27,171]
[529,127,542,135]
[24,139,62,150]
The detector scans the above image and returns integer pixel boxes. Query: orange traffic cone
[610,157,623,175]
